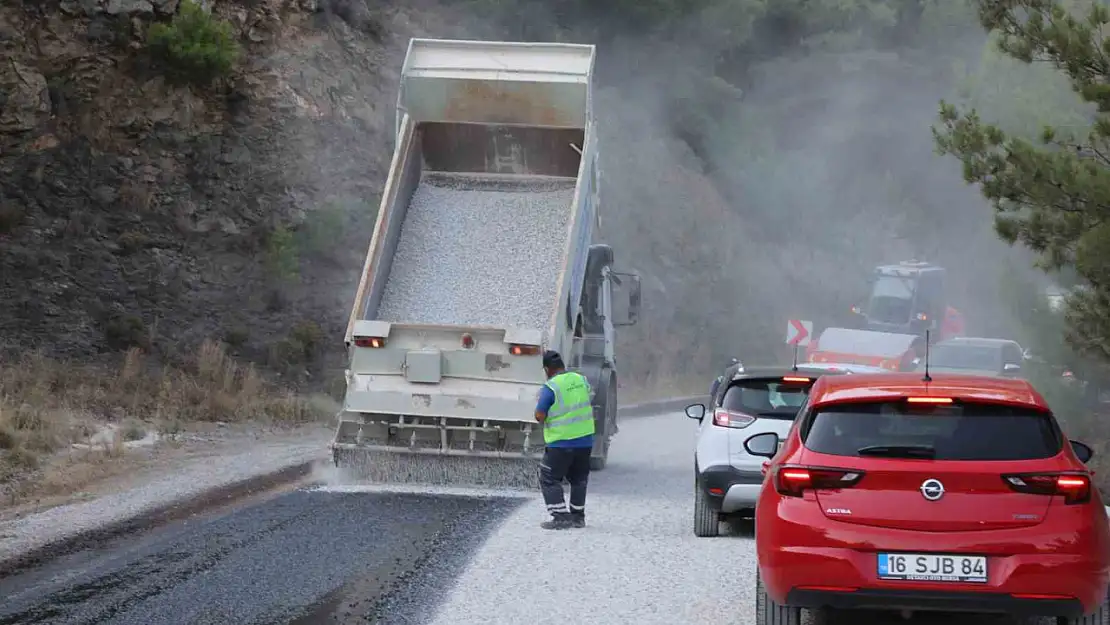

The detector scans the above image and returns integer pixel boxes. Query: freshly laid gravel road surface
[0,410,1050,625]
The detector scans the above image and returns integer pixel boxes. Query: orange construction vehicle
[805,260,965,371]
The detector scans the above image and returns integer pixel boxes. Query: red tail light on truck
[354,336,385,348]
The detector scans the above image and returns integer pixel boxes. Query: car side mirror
[1071,440,1094,464]
[744,432,780,458]
[685,404,706,421]
[1003,363,1021,374]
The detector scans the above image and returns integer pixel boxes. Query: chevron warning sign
[786,319,812,347]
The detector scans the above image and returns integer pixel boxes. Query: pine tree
[935,0,1110,360]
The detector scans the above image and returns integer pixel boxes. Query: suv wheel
[693,478,719,537]
[1059,593,1110,625]
[755,570,802,625]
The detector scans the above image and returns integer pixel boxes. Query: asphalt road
[0,490,525,625]
[0,409,1063,625]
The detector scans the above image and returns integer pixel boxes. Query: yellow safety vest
[544,371,595,444]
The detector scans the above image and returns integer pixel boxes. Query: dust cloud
[460,3,1055,385]
[284,0,1058,387]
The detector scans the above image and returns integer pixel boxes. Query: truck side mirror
[612,271,641,326]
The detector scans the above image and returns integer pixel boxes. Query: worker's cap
[542,350,564,369]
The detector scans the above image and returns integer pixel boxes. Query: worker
[535,349,595,530]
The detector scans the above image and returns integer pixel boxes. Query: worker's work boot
[540,512,574,530]
[570,511,585,528]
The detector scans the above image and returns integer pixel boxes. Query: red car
[746,372,1110,625]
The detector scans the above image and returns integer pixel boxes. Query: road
[0,410,1043,625]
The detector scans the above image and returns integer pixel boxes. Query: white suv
[686,366,863,537]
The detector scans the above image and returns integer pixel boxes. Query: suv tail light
[1002,472,1092,505]
[712,409,755,429]
[773,465,865,498]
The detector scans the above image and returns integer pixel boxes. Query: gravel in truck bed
[375,172,576,338]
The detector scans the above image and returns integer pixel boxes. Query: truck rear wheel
[590,371,615,471]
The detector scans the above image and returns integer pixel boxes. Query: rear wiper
[856,445,936,459]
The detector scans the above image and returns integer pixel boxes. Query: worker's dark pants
[539,446,591,515]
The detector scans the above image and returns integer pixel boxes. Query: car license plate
[877,553,987,583]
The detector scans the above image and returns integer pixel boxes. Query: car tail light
[1002,473,1092,505]
[773,465,865,498]
[354,336,385,348]
[781,376,811,383]
[712,408,755,429]
[509,344,540,356]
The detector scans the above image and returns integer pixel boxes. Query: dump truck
[331,38,642,489]
[849,260,962,341]
[804,261,960,371]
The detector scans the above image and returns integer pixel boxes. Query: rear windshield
[720,379,811,420]
[802,401,1061,460]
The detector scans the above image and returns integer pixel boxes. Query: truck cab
[854,261,947,341]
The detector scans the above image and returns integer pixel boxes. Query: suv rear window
[720,378,811,420]
[801,401,1061,460]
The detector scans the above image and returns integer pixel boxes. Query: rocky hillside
[0,0,477,383]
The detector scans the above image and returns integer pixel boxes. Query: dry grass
[0,340,323,507]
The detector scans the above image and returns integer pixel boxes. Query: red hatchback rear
[748,373,1110,625]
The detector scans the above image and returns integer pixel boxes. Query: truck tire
[755,571,801,625]
[590,371,615,471]
[693,478,720,537]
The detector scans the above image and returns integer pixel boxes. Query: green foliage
[934,0,1110,360]
[296,202,348,257]
[269,320,325,369]
[264,224,300,282]
[950,34,1090,137]
[103,313,150,352]
[147,0,239,85]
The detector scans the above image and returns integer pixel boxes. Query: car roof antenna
[922,330,932,383]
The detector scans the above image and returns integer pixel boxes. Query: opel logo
[920,478,945,502]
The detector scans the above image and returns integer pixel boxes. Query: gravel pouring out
[332,448,539,490]
[375,173,576,339]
